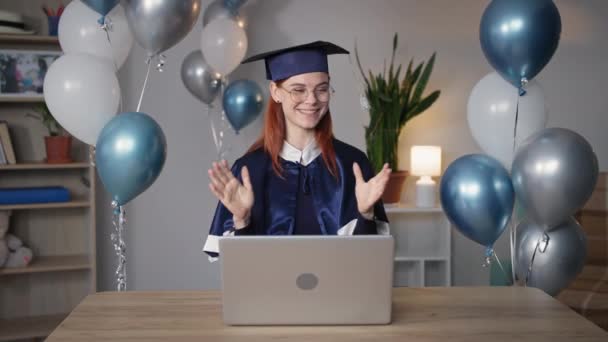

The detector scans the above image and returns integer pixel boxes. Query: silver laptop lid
[219,235,394,325]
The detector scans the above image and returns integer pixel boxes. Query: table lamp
[411,146,441,208]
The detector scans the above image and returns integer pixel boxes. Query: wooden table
[47,287,608,341]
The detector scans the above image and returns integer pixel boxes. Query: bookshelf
[385,203,452,287]
[0,35,97,342]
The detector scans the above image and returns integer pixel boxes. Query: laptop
[218,235,394,325]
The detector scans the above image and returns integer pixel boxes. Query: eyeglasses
[280,85,335,103]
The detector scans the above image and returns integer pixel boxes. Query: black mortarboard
[241,41,349,81]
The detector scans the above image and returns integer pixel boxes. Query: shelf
[0,255,90,276]
[0,34,59,45]
[394,256,449,262]
[384,203,443,213]
[0,200,90,210]
[0,162,91,170]
[0,95,45,103]
[0,313,66,341]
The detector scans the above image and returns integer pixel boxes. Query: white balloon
[58,0,133,69]
[201,18,247,76]
[467,72,547,168]
[43,53,120,146]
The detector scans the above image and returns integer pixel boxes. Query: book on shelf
[0,121,16,164]
[0,139,6,164]
[0,186,70,205]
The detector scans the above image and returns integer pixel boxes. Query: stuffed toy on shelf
[0,210,33,268]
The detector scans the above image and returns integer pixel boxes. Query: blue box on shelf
[0,186,70,205]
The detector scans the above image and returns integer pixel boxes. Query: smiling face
[270,72,331,134]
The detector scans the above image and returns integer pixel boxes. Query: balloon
[201,18,248,76]
[96,112,167,205]
[480,0,561,89]
[203,0,239,27]
[515,218,587,296]
[181,50,222,105]
[121,0,202,56]
[43,53,120,146]
[82,0,119,16]
[511,128,598,229]
[222,79,264,133]
[59,0,133,69]
[223,0,247,12]
[440,154,514,248]
[467,72,547,168]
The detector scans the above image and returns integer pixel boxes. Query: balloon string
[207,105,221,160]
[101,17,123,114]
[512,93,520,154]
[111,202,127,291]
[493,251,511,285]
[509,219,517,284]
[136,57,153,112]
[525,232,549,286]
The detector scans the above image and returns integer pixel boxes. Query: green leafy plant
[27,102,63,136]
[355,33,440,173]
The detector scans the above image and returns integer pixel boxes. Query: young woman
[204,41,391,258]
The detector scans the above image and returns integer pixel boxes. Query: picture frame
[0,49,62,99]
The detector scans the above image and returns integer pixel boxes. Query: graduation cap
[241,41,349,81]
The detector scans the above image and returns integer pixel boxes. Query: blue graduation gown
[203,139,390,258]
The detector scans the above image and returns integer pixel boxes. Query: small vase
[382,170,409,204]
[44,136,72,164]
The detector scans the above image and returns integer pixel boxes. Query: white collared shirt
[279,139,321,166]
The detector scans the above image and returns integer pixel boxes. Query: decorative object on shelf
[0,210,10,267]
[355,33,440,203]
[4,233,33,268]
[29,102,73,163]
[411,146,441,208]
[0,210,33,269]
[42,2,64,36]
[0,49,61,99]
[0,120,16,164]
[0,10,35,35]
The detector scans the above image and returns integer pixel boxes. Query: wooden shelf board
[394,256,449,262]
[0,200,91,210]
[0,255,90,276]
[385,203,443,213]
[0,34,59,45]
[0,95,45,103]
[0,162,90,170]
[0,313,66,341]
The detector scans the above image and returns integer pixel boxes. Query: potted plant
[28,103,72,164]
[355,33,440,203]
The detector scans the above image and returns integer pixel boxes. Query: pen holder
[47,16,60,36]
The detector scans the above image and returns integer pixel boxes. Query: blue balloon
[223,0,247,12]
[480,0,561,89]
[440,154,514,248]
[96,112,167,206]
[82,0,119,16]
[222,79,264,133]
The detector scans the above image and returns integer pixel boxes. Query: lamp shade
[411,146,442,176]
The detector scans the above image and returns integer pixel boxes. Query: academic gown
[203,138,390,258]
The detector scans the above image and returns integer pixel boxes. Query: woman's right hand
[208,160,254,227]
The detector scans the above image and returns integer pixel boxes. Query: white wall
[84,0,607,290]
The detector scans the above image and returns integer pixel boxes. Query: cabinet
[0,34,97,342]
[385,203,451,287]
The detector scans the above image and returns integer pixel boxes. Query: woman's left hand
[353,162,392,219]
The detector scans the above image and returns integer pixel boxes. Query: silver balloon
[512,128,598,229]
[203,0,239,27]
[181,50,221,105]
[121,0,202,56]
[515,218,587,297]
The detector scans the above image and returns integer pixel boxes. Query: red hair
[247,80,337,178]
